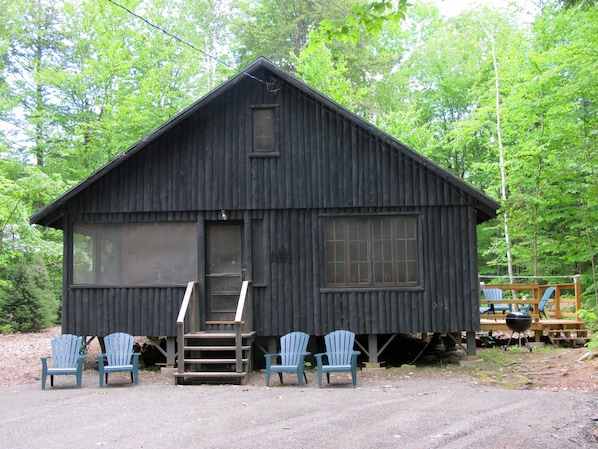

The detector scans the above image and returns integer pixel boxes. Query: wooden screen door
[206,222,243,322]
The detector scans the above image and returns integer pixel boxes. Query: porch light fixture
[220,210,228,220]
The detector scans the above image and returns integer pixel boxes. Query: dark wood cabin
[31,57,499,382]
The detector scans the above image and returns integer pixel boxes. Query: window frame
[322,214,421,290]
[248,104,280,157]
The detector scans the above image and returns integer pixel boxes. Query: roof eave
[30,59,273,228]
[30,57,499,227]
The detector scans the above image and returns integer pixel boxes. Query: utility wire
[106,0,267,85]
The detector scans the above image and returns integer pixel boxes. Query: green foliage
[0,159,65,306]
[314,0,411,45]
[578,308,598,349]
[1,0,598,322]
[231,0,358,69]
[0,255,59,332]
[293,45,369,112]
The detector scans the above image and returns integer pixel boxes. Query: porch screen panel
[73,222,197,285]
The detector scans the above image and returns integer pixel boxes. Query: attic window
[324,216,419,287]
[250,105,279,156]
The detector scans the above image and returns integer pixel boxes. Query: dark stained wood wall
[71,70,468,214]
[61,65,485,338]
[66,286,187,337]
[251,205,480,337]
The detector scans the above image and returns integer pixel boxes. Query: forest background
[1,0,597,340]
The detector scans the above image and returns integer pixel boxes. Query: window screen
[252,107,276,153]
[73,222,197,285]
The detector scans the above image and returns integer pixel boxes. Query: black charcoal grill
[505,312,533,351]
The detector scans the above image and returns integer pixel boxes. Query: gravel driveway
[2,370,597,449]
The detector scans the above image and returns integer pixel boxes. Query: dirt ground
[2,326,598,392]
[2,327,598,448]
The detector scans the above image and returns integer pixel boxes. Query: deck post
[573,274,581,311]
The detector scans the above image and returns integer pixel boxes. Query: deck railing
[482,275,582,320]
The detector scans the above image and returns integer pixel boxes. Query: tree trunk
[488,26,514,286]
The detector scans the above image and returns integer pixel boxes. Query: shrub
[0,255,59,332]
[578,308,598,350]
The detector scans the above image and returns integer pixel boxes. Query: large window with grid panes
[324,216,419,287]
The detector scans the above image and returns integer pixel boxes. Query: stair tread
[205,320,245,325]
[184,345,251,351]
[550,336,589,340]
[185,331,256,339]
[183,358,249,363]
[548,329,588,334]
[173,372,248,378]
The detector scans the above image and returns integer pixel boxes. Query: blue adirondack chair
[521,286,556,318]
[41,334,85,390]
[97,332,140,388]
[265,331,311,387]
[315,330,361,388]
[480,288,511,314]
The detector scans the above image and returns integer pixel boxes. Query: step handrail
[177,281,198,374]
[234,280,252,373]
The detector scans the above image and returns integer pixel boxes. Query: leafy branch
[313,0,411,45]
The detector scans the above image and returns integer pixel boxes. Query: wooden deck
[479,279,590,346]
[480,318,589,346]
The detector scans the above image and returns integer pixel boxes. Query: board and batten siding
[61,204,480,338]
[56,63,488,338]
[70,77,468,215]
[64,286,188,337]
[252,204,480,337]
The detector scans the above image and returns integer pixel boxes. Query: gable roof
[31,57,499,228]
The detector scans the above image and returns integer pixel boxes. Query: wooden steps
[174,330,255,385]
[545,320,590,347]
[546,327,590,347]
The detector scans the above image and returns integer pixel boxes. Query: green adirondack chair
[41,334,85,390]
[265,331,311,387]
[97,332,140,388]
[480,288,511,314]
[521,286,556,318]
[315,330,360,388]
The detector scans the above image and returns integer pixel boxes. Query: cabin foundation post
[466,331,476,357]
[364,334,381,368]
[267,336,277,354]
[166,337,176,367]
[368,334,378,363]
